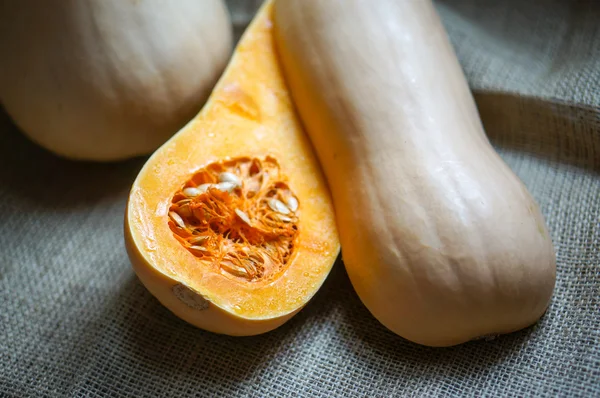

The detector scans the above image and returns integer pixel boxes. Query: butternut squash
[0,0,232,161]
[124,1,339,336]
[274,0,556,346]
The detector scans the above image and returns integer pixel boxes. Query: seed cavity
[168,156,300,283]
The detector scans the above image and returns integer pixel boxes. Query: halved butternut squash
[124,0,339,336]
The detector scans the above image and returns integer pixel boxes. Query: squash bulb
[0,0,232,161]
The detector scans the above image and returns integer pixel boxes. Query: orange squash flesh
[124,0,339,336]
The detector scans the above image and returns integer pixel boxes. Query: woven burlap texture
[1,0,598,397]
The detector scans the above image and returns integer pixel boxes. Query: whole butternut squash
[274,0,556,346]
[0,0,232,161]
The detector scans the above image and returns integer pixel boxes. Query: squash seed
[215,182,237,192]
[177,204,192,218]
[189,245,209,252]
[287,196,298,212]
[244,259,258,274]
[235,209,252,226]
[189,236,209,244]
[221,260,249,277]
[278,214,293,223]
[247,253,264,265]
[218,172,241,186]
[183,187,202,197]
[268,198,290,214]
[198,183,212,193]
[169,211,186,229]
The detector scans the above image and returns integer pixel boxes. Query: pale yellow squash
[0,0,232,161]
[274,0,556,346]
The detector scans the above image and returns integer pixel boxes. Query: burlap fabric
[1,0,598,396]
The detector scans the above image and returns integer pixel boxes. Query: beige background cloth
[1,0,598,396]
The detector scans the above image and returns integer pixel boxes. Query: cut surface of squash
[125,0,339,336]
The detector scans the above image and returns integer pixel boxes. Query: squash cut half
[125,0,339,336]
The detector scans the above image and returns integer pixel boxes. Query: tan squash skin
[274,0,556,346]
[0,0,232,161]
[125,1,339,336]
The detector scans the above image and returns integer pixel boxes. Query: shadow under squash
[0,108,146,212]
[333,259,542,386]
[75,257,346,395]
[475,93,600,174]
